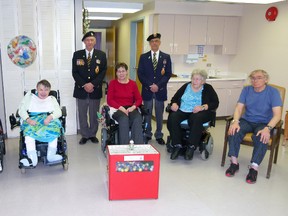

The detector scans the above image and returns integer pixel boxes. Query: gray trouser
[77,98,100,138]
[112,109,144,144]
[143,98,164,139]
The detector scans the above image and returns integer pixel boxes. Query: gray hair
[249,69,269,82]
[191,69,208,81]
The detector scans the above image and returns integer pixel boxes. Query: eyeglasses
[250,76,265,81]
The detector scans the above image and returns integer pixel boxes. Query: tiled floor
[0,120,288,216]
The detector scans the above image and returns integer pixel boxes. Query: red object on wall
[107,144,160,200]
[265,6,278,21]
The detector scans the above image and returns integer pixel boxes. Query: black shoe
[225,163,239,177]
[90,137,99,143]
[167,143,174,153]
[184,146,195,160]
[170,146,182,160]
[144,136,151,144]
[246,167,258,184]
[156,138,165,145]
[79,137,88,145]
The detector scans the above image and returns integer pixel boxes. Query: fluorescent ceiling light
[88,12,123,20]
[201,0,285,3]
[84,1,143,13]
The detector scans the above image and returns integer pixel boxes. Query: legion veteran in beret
[72,31,107,145]
[137,33,172,145]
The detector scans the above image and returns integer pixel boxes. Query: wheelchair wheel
[0,139,4,173]
[62,159,69,170]
[101,128,108,154]
[201,135,214,160]
[206,135,214,155]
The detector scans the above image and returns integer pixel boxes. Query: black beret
[146,33,161,41]
[82,31,95,41]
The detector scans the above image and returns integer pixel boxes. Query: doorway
[130,19,144,91]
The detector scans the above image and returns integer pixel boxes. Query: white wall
[0,0,76,137]
[230,2,288,118]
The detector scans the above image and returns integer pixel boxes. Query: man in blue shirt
[225,69,282,184]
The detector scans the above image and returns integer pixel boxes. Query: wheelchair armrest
[165,103,172,113]
[9,113,20,130]
[61,106,67,117]
[139,105,148,116]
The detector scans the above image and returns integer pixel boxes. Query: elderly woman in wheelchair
[17,79,65,168]
[106,62,144,145]
[167,69,219,160]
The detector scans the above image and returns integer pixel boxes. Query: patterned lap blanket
[21,113,62,142]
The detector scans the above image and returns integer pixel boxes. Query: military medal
[95,66,99,74]
[77,59,85,66]
[161,59,167,75]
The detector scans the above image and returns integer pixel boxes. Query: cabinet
[154,14,190,54]
[215,17,240,55]
[211,80,244,117]
[206,16,225,45]
[189,16,207,45]
[189,16,224,46]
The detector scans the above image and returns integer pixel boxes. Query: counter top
[169,76,246,82]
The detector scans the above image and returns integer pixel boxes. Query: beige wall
[230,2,288,118]
[114,9,153,66]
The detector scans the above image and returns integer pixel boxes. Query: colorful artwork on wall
[7,35,37,68]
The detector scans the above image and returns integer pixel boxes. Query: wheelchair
[9,89,68,173]
[166,105,216,160]
[0,119,6,173]
[98,104,148,156]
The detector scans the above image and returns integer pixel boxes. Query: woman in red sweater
[107,62,143,144]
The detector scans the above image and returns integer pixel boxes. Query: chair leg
[266,144,275,179]
[221,140,228,167]
[273,144,280,164]
[221,125,230,167]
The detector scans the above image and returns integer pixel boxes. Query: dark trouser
[167,109,213,147]
[77,98,100,138]
[112,109,144,144]
[228,118,269,165]
[143,98,164,139]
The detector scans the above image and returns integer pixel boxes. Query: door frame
[130,18,144,81]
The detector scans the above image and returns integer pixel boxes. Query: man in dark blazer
[137,33,172,145]
[72,31,107,144]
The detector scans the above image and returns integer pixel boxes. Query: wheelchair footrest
[44,157,63,166]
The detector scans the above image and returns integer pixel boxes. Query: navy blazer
[137,51,172,101]
[72,49,107,99]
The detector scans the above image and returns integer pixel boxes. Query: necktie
[87,52,91,67]
[153,52,157,71]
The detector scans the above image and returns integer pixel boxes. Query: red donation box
[107,144,160,200]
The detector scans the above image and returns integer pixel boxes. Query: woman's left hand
[127,105,136,113]
[44,115,53,125]
[193,105,204,113]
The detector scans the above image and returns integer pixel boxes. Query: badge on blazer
[96,59,101,64]
[161,59,167,75]
[95,66,99,74]
[76,59,85,66]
